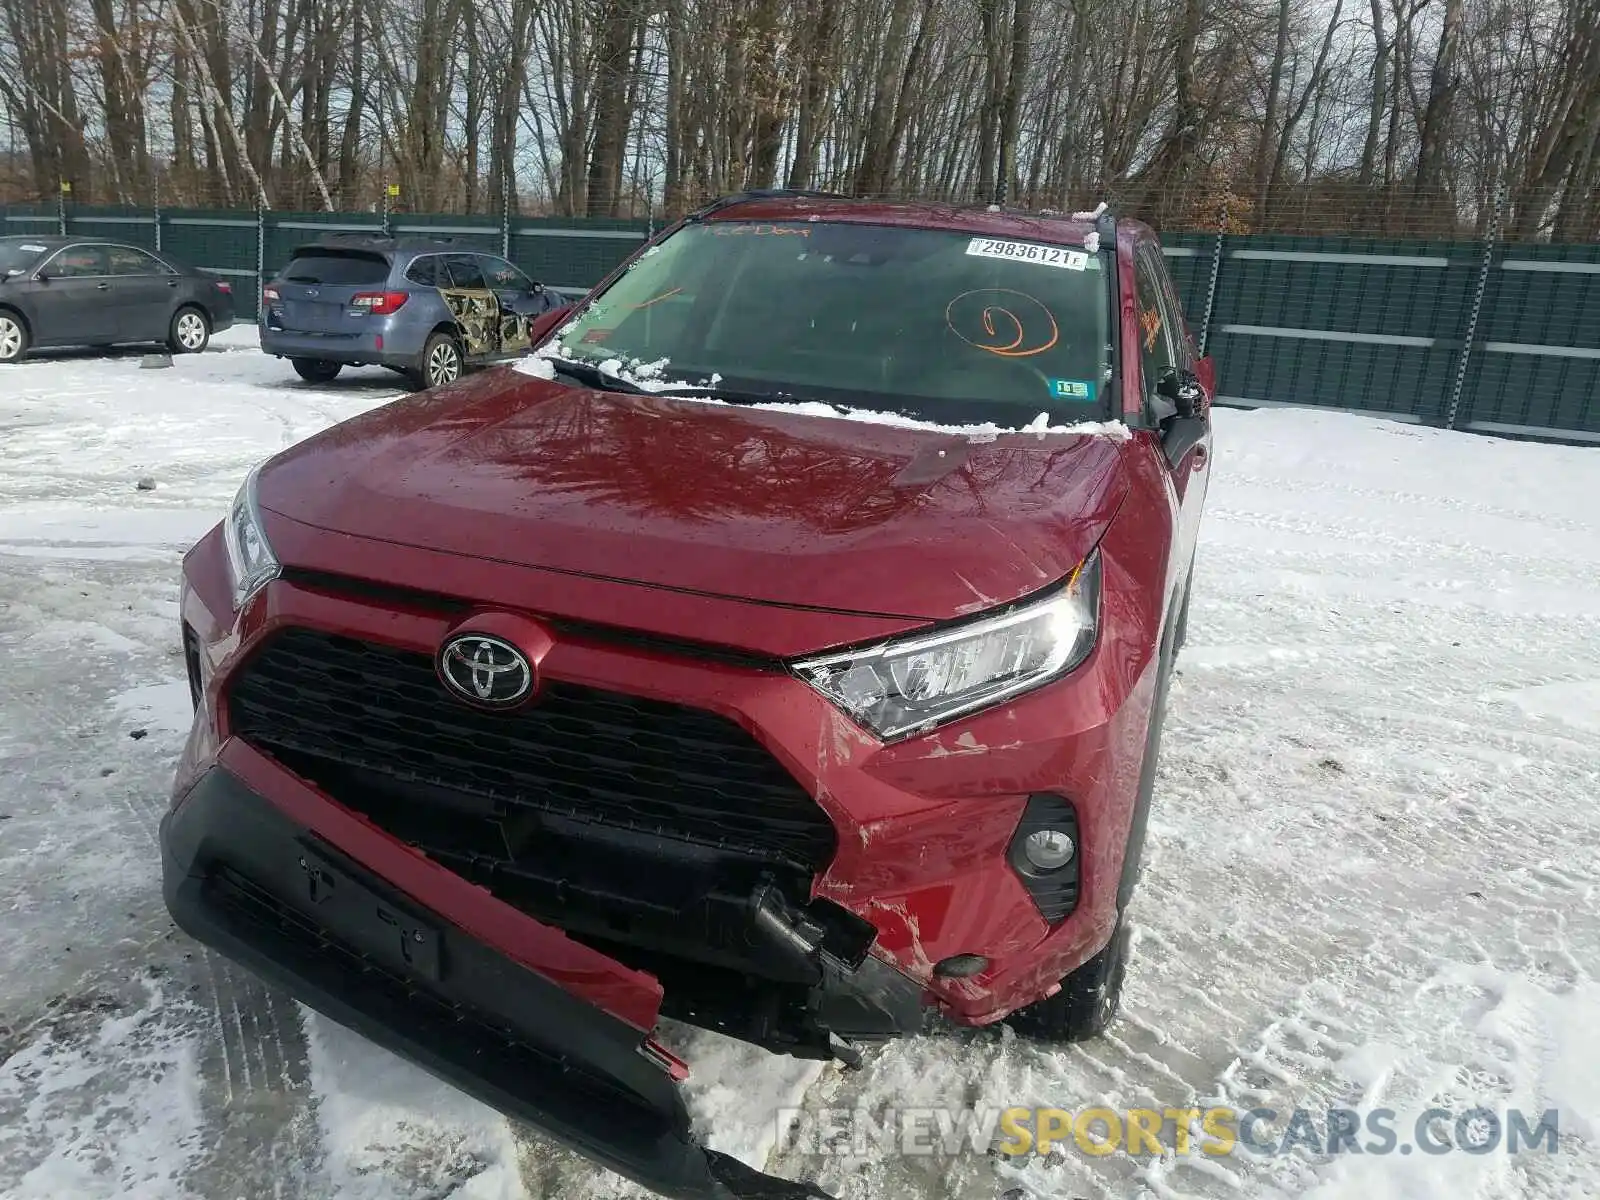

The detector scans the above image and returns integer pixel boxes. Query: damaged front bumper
[160,761,835,1200]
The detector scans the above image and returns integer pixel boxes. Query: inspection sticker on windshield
[1049,379,1096,401]
[966,238,1087,270]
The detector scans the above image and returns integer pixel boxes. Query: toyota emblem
[437,633,534,709]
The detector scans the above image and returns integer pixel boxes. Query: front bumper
[161,763,833,1200]
[179,512,1161,1029]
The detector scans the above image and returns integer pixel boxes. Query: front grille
[228,628,836,870]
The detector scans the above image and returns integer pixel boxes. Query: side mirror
[525,303,574,348]
[1157,368,1206,420]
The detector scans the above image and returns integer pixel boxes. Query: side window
[48,245,110,278]
[482,256,535,291]
[442,254,486,290]
[1133,246,1177,400]
[108,246,170,276]
[1151,249,1195,366]
[405,255,439,287]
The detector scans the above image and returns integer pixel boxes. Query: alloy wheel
[427,341,461,385]
[0,316,21,361]
[176,311,207,350]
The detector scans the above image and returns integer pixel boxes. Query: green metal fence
[4,201,1596,443]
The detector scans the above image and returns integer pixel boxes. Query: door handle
[96,282,111,291]
[167,279,180,288]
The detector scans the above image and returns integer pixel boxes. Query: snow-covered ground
[1,329,1597,1200]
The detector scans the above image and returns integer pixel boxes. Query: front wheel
[414,331,464,389]
[291,358,343,384]
[169,306,210,354]
[1173,561,1194,656]
[0,311,28,363]
[1005,920,1131,1043]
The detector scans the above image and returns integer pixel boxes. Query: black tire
[0,309,29,363]
[168,306,210,354]
[291,358,343,384]
[414,330,464,389]
[1173,559,1195,656]
[1007,920,1132,1043]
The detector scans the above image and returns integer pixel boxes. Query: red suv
[162,193,1212,1199]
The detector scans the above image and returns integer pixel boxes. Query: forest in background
[1,0,1598,240]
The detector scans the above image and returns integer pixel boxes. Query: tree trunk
[996,0,1032,202]
[787,0,838,190]
[1414,0,1463,198]
[586,0,639,216]
[1358,0,1388,186]
[1253,0,1292,227]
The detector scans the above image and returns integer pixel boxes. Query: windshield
[0,240,50,278]
[550,220,1113,425]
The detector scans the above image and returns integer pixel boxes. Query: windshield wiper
[545,356,649,394]
[652,382,847,412]
[548,357,848,413]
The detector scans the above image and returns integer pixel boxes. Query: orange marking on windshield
[627,287,683,309]
[710,224,810,237]
[946,289,1060,358]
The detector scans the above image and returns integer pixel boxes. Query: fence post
[153,185,162,253]
[1444,182,1505,431]
[256,202,266,315]
[57,182,68,235]
[1198,199,1227,357]
[501,174,512,259]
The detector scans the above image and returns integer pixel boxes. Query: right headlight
[794,553,1101,741]
[223,463,280,610]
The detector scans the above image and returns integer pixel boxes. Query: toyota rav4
[162,192,1213,1199]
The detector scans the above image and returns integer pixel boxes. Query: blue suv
[260,236,564,388]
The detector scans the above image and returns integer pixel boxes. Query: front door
[30,245,117,345]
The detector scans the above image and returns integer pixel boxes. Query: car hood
[257,369,1129,621]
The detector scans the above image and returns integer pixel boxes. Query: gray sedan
[0,236,236,363]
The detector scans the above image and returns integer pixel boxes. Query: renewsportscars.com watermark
[774,1105,1562,1160]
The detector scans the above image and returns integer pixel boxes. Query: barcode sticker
[965,238,1089,270]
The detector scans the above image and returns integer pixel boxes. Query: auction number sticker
[966,238,1088,270]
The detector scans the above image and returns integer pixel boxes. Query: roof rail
[299,232,398,251]
[685,189,853,221]
[1062,201,1116,252]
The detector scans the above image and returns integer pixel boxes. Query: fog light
[1022,829,1076,872]
[1006,794,1081,923]
[934,954,989,978]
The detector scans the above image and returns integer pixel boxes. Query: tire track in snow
[0,550,321,1199]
